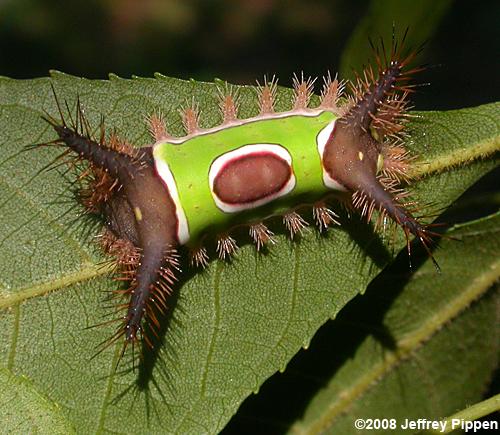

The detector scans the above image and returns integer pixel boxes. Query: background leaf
[0,367,75,434]
[339,0,453,79]
[290,213,500,434]
[0,73,498,434]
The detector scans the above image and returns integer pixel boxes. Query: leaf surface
[288,213,500,435]
[0,75,498,434]
[223,214,500,435]
[0,367,75,434]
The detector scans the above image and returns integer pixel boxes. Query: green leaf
[339,0,453,79]
[0,367,75,434]
[284,212,500,435]
[0,73,498,434]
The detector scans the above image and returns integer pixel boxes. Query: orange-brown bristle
[121,247,180,345]
[217,85,240,123]
[100,228,140,268]
[346,31,422,144]
[322,32,440,269]
[180,100,201,134]
[382,143,415,182]
[313,202,340,231]
[319,73,345,113]
[78,134,137,213]
[190,246,210,268]
[106,133,136,156]
[347,61,411,135]
[96,243,181,360]
[370,91,412,139]
[292,73,316,110]
[249,222,276,250]
[147,111,174,143]
[78,168,117,213]
[42,89,183,367]
[257,76,278,114]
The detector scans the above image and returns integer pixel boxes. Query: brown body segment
[320,55,438,267]
[213,152,292,205]
[322,120,380,192]
[50,121,181,343]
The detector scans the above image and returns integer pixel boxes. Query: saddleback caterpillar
[37,33,439,364]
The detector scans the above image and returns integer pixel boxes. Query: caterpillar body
[40,38,436,358]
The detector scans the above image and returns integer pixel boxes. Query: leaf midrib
[409,135,500,179]
[0,263,115,309]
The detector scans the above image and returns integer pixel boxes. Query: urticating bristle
[180,99,201,134]
[352,190,382,223]
[348,64,399,131]
[100,228,140,267]
[190,246,209,268]
[78,168,116,212]
[147,111,171,142]
[74,133,139,212]
[381,144,415,182]
[370,91,413,139]
[257,75,278,114]
[313,202,340,231]
[350,176,441,270]
[124,247,180,345]
[283,211,309,239]
[41,95,145,195]
[345,34,420,135]
[249,223,275,250]
[217,84,239,123]
[216,234,238,259]
[292,73,316,110]
[320,72,345,113]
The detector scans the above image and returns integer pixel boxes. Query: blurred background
[0,0,498,110]
[0,2,497,432]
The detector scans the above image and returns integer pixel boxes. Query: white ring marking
[209,144,296,213]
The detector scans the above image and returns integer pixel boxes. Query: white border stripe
[153,109,328,146]
[316,120,347,191]
[154,159,190,244]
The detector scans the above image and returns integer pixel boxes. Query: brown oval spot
[213,152,292,205]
